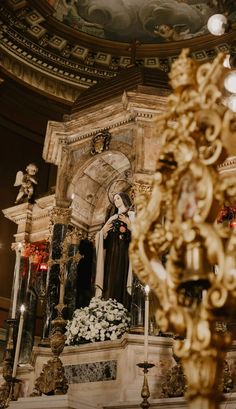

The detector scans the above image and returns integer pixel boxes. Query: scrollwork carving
[91,131,111,155]
[130,49,236,408]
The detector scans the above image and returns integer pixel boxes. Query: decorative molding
[2,202,33,224]
[161,361,186,398]
[50,207,71,225]
[43,109,137,165]
[2,195,55,243]
[91,131,111,156]
[131,181,153,208]
[68,115,136,143]
[1,2,236,101]
[132,182,153,195]
[0,51,81,103]
[43,90,168,166]
[218,156,236,175]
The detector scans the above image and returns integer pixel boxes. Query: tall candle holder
[12,305,25,380]
[144,285,150,362]
[0,318,17,408]
[137,362,155,409]
[7,305,25,404]
[32,303,68,396]
[136,285,154,409]
[0,243,23,408]
[32,227,82,396]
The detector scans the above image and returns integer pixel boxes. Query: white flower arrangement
[65,297,131,345]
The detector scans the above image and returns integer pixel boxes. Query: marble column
[130,274,145,332]
[7,247,36,365]
[41,207,71,343]
[129,181,153,332]
[64,242,80,320]
[76,239,94,309]
[19,286,37,364]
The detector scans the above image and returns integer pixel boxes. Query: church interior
[1,1,236,408]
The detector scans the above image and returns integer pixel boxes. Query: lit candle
[12,304,25,378]
[59,280,65,305]
[11,244,22,319]
[144,285,150,363]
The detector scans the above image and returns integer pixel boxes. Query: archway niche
[67,150,132,232]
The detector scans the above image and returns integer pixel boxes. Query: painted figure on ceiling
[153,23,191,41]
[49,0,236,42]
[140,0,213,40]
[76,0,216,42]
[50,0,104,37]
[95,191,135,309]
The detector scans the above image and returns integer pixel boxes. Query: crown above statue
[168,48,198,91]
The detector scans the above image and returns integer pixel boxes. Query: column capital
[50,207,71,225]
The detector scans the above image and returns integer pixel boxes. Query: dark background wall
[0,77,70,329]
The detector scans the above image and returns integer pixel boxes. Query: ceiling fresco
[1,0,236,104]
[48,0,236,43]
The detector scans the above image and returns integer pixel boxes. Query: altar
[1,333,236,409]
[2,59,236,409]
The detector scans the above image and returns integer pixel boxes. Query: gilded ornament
[130,49,236,409]
[91,131,111,155]
[50,207,71,225]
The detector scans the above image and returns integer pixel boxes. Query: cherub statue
[14,163,38,204]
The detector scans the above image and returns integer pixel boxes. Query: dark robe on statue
[103,213,131,308]
[95,210,135,309]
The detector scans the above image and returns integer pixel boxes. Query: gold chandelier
[130,49,236,409]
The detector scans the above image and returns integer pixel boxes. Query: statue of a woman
[95,192,135,308]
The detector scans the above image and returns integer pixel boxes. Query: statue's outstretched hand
[102,221,113,238]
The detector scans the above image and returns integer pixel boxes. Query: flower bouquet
[65,297,130,345]
[112,217,131,241]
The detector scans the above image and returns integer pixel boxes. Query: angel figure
[14,163,38,204]
[154,23,192,41]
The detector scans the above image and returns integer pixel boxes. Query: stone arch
[67,150,132,229]
[55,123,135,208]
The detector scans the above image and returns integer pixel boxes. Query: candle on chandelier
[12,304,25,378]
[144,285,150,363]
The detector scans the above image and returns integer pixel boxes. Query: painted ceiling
[48,0,236,43]
[1,0,236,105]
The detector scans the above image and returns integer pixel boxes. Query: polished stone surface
[64,360,117,383]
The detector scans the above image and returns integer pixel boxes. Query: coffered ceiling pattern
[0,0,236,103]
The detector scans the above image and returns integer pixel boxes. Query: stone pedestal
[32,334,174,405]
[8,395,96,409]
[7,393,236,409]
[1,333,236,409]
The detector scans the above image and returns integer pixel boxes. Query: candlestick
[137,362,155,409]
[12,305,25,379]
[144,285,150,362]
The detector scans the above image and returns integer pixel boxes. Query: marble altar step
[8,393,236,409]
[4,335,236,409]
[104,393,236,409]
[8,395,96,409]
